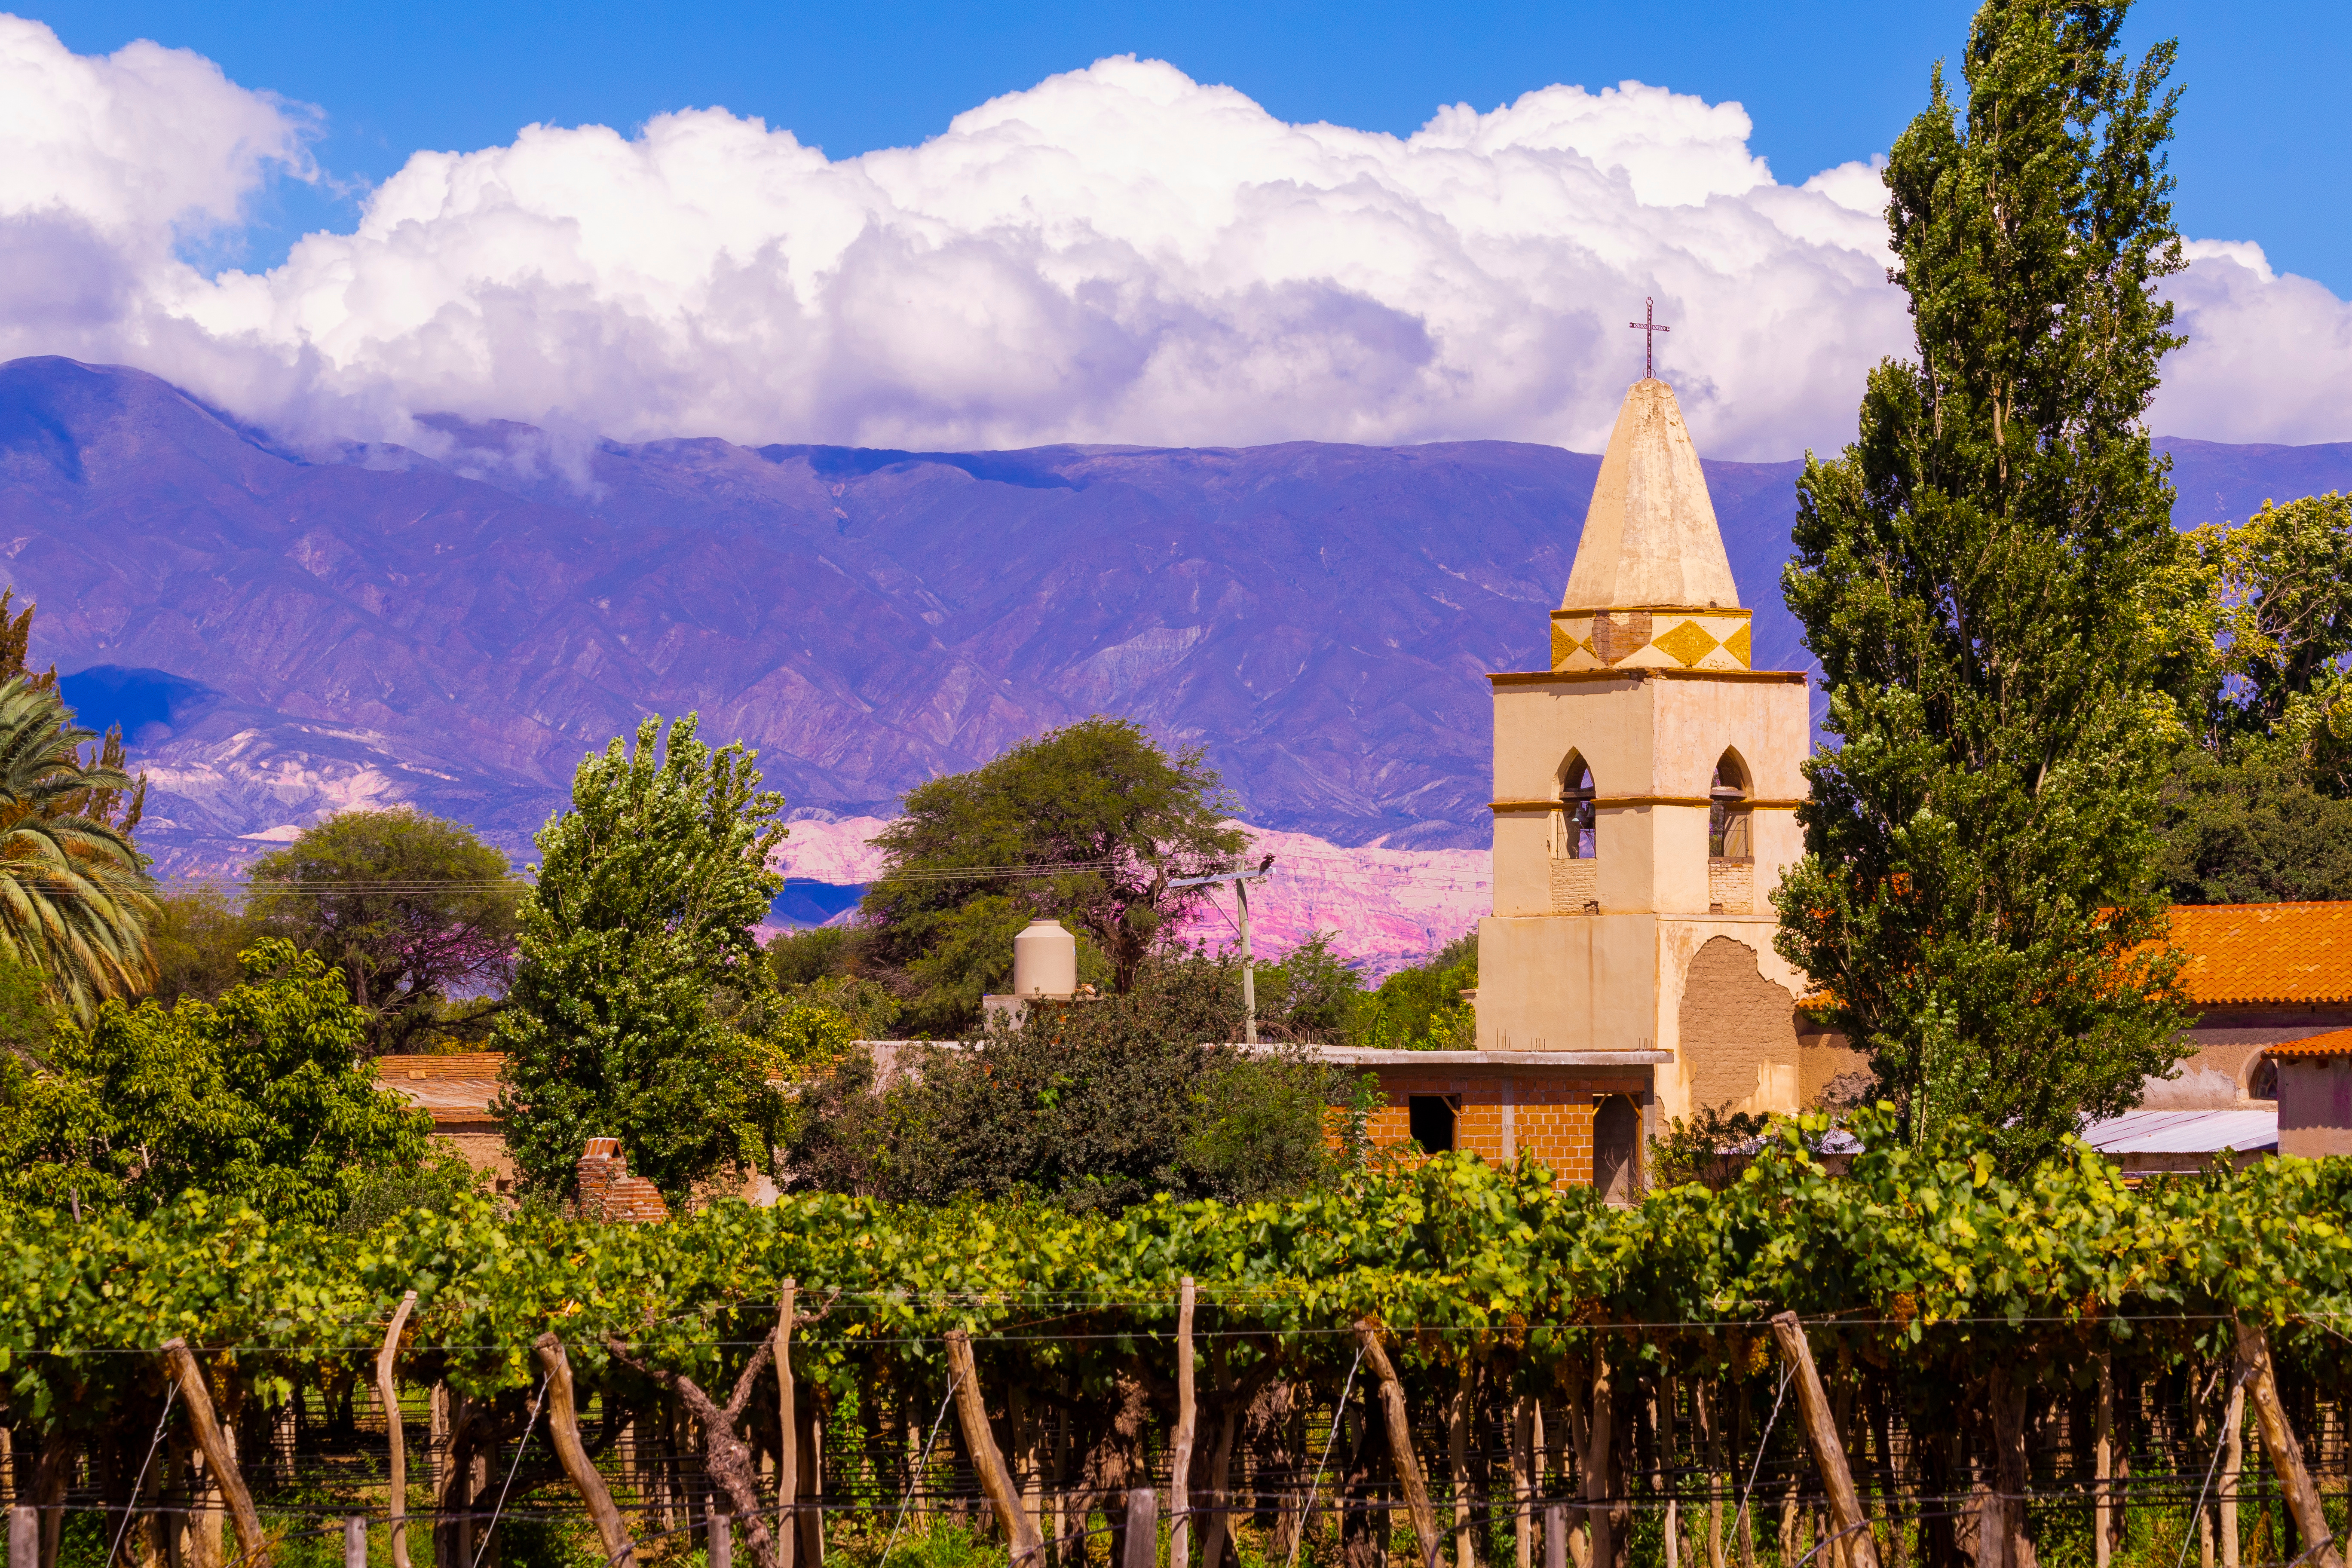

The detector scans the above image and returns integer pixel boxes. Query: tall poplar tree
[493,715,787,1200]
[1774,0,2196,1164]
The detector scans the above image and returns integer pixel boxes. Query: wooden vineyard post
[1354,1321,1443,1568]
[944,1330,1045,1565]
[345,1517,368,1568]
[1172,1278,1198,1568]
[776,1280,797,1568]
[2221,1375,2245,1568]
[2233,1320,2345,1568]
[377,1291,419,1568]
[534,1334,636,1568]
[8,1506,30,1568]
[710,1512,732,1568]
[1765,1314,1879,1568]
[1660,1382,1679,1568]
[1512,1397,1535,1568]
[1450,1364,1476,1568]
[2094,1356,2113,1568]
[161,1338,270,1568]
[1122,1488,1158,1568]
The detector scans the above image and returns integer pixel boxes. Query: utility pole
[1170,857,1275,1044]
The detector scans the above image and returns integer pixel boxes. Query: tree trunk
[377,1294,418,1568]
[1696,1381,1724,1568]
[1989,1369,2036,1568]
[1354,1323,1442,1568]
[2234,1321,2344,1568]
[795,1397,824,1568]
[1767,1314,1879,1568]
[1200,1398,1242,1568]
[1339,1399,1388,1568]
[1582,1355,1615,1568]
[160,1342,267,1568]
[535,1336,634,1568]
[945,1332,1044,1566]
[1560,1388,1591,1568]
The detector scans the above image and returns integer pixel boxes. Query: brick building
[1317,1046,1666,1200]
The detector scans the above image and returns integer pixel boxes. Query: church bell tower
[1477,377,1815,1124]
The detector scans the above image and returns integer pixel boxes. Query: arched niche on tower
[1552,752,1597,861]
[1706,748,1754,914]
[1547,752,1601,913]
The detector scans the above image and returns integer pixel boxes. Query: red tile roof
[2269,1027,2352,1060]
[2169,903,2352,1008]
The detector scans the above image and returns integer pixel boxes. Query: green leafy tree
[1351,933,1477,1051]
[492,714,788,1202]
[767,925,860,987]
[145,885,256,1006]
[248,808,521,1053]
[2156,493,2352,901]
[1774,0,2193,1164]
[0,676,157,1017]
[861,718,1245,1034]
[1252,931,1366,1043]
[0,938,431,1221]
[796,952,1363,1209]
[2159,743,2352,903]
[2188,492,2352,750]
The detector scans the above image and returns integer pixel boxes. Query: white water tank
[1012,918,1078,998]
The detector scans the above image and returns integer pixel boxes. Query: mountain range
[11,354,2351,888]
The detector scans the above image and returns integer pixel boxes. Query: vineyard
[3,1112,2349,1568]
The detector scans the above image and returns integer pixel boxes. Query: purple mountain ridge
[10,355,2351,876]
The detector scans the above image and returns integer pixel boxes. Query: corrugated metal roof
[2170,903,2352,1007]
[2080,1107,2277,1155]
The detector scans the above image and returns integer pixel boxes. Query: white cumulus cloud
[0,15,2344,459]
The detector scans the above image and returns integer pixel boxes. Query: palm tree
[0,677,156,1016]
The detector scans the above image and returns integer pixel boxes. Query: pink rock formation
[769,817,1486,977]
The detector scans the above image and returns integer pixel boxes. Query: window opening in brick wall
[1408,1094,1460,1155]
[1594,1095,1639,1204]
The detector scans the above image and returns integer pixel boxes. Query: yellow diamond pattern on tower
[1653,619,1720,668]
[1551,623,1573,667]
[1723,622,1752,668]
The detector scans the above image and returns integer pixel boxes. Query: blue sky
[5,0,2343,456]
[31,0,2352,291]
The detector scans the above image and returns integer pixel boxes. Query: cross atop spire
[1628,297,1670,380]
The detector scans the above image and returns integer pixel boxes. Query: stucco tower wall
[1481,668,1811,1113]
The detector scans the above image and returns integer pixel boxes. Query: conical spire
[1562,378,1739,612]
[1549,379,1753,671]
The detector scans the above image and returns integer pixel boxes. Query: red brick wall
[576,1137,672,1223]
[1356,1068,1649,1187]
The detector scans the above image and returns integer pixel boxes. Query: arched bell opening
[1553,753,1598,861]
[1709,749,1752,863]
